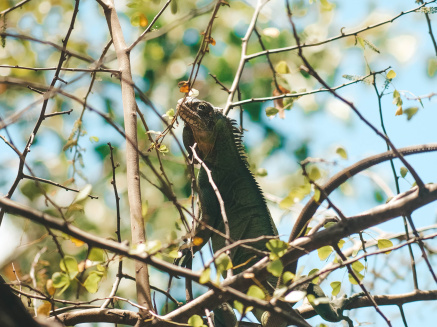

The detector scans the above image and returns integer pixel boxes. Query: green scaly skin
[177,97,309,327]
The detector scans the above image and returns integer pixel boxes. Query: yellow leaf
[330,281,341,296]
[335,146,348,159]
[70,237,85,247]
[275,61,291,74]
[179,83,189,93]
[193,237,203,246]
[46,279,55,296]
[386,70,396,79]
[313,188,321,202]
[199,268,211,284]
[139,13,148,27]
[37,301,51,316]
[317,246,332,260]
[395,106,403,116]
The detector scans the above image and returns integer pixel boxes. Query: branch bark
[2,182,437,325]
[96,0,152,315]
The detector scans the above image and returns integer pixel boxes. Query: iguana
[176,97,359,327]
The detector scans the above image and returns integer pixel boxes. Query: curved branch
[299,290,437,319]
[289,143,437,243]
[2,182,437,325]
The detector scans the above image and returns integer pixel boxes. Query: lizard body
[176,97,366,327]
[177,97,306,327]
[178,97,278,275]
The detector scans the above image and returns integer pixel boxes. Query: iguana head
[177,97,217,130]
[177,97,220,159]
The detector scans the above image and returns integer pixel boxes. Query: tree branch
[96,0,152,314]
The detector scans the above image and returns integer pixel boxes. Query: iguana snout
[177,97,218,159]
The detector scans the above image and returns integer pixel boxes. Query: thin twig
[0,64,119,74]
[100,143,123,309]
[373,79,419,289]
[190,144,232,255]
[127,0,172,52]
[0,0,32,16]
[229,69,388,108]
[245,0,437,62]
[285,3,425,191]
[332,243,392,327]
[22,174,98,199]
[224,0,268,114]
[418,0,437,56]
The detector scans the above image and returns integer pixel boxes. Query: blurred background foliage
[1,0,437,325]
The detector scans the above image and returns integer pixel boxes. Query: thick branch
[299,290,437,319]
[290,143,437,243]
[2,182,437,324]
[96,0,152,313]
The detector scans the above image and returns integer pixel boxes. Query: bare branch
[96,0,152,313]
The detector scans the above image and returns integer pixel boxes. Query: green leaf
[265,107,279,117]
[428,57,437,77]
[308,165,321,181]
[313,188,321,202]
[60,256,79,279]
[392,90,403,107]
[199,268,211,284]
[330,281,341,296]
[170,0,178,14]
[233,300,253,314]
[233,300,244,314]
[89,136,99,143]
[308,268,319,284]
[267,259,283,277]
[188,314,205,327]
[167,249,180,259]
[158,144,169,154]
[283,97,294,109]
[256,168,268,177]
[337,239,345,249]
[165,108,175,119]
[400,166,408,178]
[374,190,384,203]
[377,239,393,254]
[88,248,105,262]
[247,285,265,300]
[403,107,419,121]
[386,70,396,79]
[275,61,291,74]
[351,260,365,273]
[282,271,295,285]
[266,239,289,260]
[348,272,364,285]
[317,246,332,260]
[356,36,365,48]
[335,146,348,159]
[279,181,311,208]
[362,37,380,53]
[324,222,336,229]
[51,272,70,295]
[320,0,334,10]
[83,271,104,294]
[215,253,232,277]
